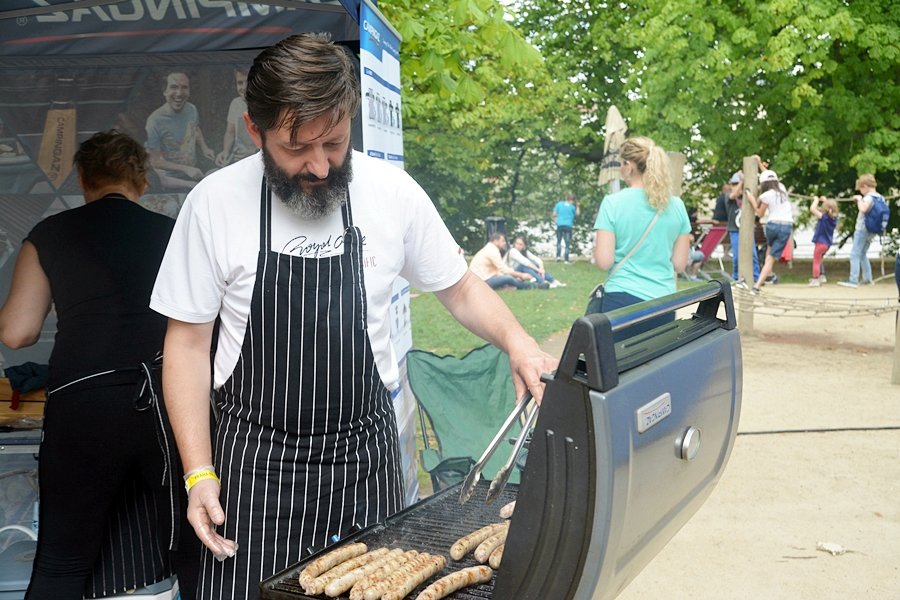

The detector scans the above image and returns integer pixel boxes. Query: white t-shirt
[150,151,468,389]
[760,184,793,224]
[854,193,875,231]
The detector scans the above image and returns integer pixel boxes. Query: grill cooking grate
[260,480,517,600]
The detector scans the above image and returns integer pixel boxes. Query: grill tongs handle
[459,391,538,505]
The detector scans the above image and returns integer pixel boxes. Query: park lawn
[409,260,605,356]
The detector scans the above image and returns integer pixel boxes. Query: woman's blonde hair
[620,136,671,210]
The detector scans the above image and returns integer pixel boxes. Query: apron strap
[136,355,182,552]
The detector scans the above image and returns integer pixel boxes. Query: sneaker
[836,281,859,288]
[732,277,749,290]
[564,260,572,264]
[808,278,821,287]
[863,280,875,286]
[555,281,567,287]
[538,281,551,289]
[765,274,779,285]
[750,287,761,295]
[555,257,561,262]
[819,275,827,283]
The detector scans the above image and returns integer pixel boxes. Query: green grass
[409,260,606,356]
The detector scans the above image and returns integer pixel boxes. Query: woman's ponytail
[620,136,672,211]
[643,144,671,210]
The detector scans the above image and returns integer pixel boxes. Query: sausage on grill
[350,550,417,600]
[499,500,516,519]
[299,542,367,590]
[449,523,506,560]
[488,544,504,569]
[474,522,509,564]
[363,553,431,600]
[308,547,391,597]
[381,554,447,600]
[414,565,493,600]
[305,548,388,595]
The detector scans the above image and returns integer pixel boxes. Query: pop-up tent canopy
[0,0,369,366]
[0,2,399,596]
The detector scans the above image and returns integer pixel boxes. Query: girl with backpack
[745,169,794,295]
[809,196,838,286]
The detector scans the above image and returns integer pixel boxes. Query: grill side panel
[492,377,596,600]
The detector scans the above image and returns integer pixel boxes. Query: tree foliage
[380,0,900,249]
[379,0,601,251]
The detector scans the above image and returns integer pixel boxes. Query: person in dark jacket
[0,130,199,600]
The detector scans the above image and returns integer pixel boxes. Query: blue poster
[360,0,404,168]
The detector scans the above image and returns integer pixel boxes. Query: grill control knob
[680,427,701,461]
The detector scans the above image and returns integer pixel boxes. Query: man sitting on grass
[469,233,536,290]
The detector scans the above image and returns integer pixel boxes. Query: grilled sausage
[299,542,367,590]
[363,553,431,600]
[305,548,389,595]
[414,565,493,600]
[488,544,504,569]
[326,548,404,597]
[499,500,516,519]
[450,523,506,560]
[474,523,509,564]
[350,551,417,600]
[381,554,447,600]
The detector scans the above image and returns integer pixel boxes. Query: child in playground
[809,195,838,286]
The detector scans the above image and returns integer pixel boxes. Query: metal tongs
[459,390,540,505]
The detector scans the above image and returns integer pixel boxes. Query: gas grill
[261,281,742,600]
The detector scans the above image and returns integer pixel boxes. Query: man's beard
[262,146,353,220]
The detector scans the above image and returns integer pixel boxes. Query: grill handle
[557,281,736,392]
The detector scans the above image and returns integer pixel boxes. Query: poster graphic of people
[360,0,404,168]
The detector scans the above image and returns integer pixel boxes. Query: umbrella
[597,105,627,187]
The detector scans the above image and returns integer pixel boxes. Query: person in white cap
[744,169,794,294]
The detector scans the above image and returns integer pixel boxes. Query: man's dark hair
[74,130,148,192]
[246,33,360,143]
[489,232,506,243]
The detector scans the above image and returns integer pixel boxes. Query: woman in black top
[0,131,198,599]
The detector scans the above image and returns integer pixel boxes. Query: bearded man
[150,33,556,600]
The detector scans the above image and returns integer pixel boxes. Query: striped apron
[199,181,404,599]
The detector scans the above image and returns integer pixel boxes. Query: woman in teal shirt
[590,136,692,339]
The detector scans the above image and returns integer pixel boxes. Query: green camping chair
[406,344,522,492]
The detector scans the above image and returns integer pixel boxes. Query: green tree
[514,0,899,235]
[379,0,599,251]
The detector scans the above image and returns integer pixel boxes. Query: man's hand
[201,146,216,162]
[187,479,238,561]
[508,342,557,405]
[178,165,204,180]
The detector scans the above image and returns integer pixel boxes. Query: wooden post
[667,151,685,196]
[738,156,759,333]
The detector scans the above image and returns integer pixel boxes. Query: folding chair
[694,225,730,280]
[406,344,521,493]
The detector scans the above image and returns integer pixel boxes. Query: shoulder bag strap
[604,209,662,283]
